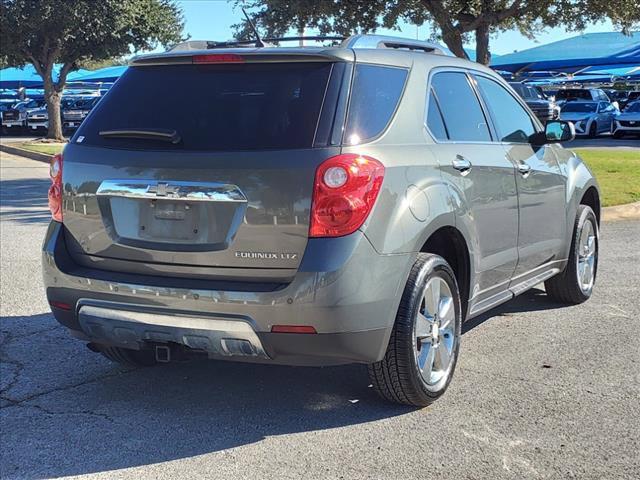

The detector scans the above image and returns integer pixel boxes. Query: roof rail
[169,36,346,51]
[341,34,448,55]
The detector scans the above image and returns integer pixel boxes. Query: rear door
[472,74,567,282]
[427,70,519,306]
[62,59,347,282]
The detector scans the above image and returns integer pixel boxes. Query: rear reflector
[49,300,72,311]
[193,54,244,64]
[271,325,317,334]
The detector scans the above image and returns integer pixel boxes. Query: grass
[18,142,66,155]
[574,148,640,207]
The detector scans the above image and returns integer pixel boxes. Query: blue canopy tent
[0,64,91,88]
[491,32,640,78]
[68,65,127,83]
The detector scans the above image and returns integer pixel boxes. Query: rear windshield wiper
[99,128,181,144]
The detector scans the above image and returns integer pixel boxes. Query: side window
[344,64,408,145]
[474,75,537,143]
[430,72,491,142]
[426,87,448,141]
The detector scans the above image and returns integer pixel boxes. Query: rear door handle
[518,162,532,176]
[452,156,472,174]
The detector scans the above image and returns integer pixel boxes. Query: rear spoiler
[130,48,354,66]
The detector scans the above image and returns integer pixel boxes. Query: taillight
[309,154,384,238]
[48,153,63,222]
[192,54,244,64]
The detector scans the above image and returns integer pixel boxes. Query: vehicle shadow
[0,312,413,479]
[0,177,51,224]
[1,288,564,478]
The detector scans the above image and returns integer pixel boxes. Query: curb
[602,201,640,222]
[0,143,52,163]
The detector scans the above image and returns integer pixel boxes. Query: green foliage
[1,0,184,77]
[234,1,640,65]
[0,0,184,139]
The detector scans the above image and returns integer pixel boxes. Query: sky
[176,0,617,55]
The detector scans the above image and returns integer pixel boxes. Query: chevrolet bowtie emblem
[147,182,181,197]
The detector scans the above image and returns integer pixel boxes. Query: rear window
[557,90,590,100]
[77,63,334,151]
[344,65,408,144]
[562,103,597,113]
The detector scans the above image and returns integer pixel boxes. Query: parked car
[42,35,601,407]
[0,98,17,127]
[27,97,78,131]
[62,97,100,131]
[612,101,640,138]
[508,81,559,122]
[555,88,610,108]
[560,100,618,137]
[621,91,640,111]
[1,98,45,131]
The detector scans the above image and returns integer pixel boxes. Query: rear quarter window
[344,64,408,145]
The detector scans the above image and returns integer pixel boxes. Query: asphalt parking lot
[1,152,639,480]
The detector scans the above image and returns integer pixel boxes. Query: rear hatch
[62,53,350,282]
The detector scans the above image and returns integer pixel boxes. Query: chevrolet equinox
[42,35,600,406]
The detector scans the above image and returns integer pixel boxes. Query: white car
[612,101,640,138]
[560,101,618,138]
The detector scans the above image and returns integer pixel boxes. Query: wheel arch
[580,185,601,225]
[420,226,471,320]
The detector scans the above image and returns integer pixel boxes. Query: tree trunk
[44,88,64,141]
[475,23,491,65]
[440,30,468,59]
[422,0,469,60]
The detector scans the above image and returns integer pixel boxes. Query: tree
[0,0,184,140]
[234,1,640,66]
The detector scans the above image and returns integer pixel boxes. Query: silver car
[42,35,600,407]
[612,101,640,138]
[560,100,618,137]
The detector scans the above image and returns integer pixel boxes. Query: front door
[427,71,519,305]
[473,74,567,281]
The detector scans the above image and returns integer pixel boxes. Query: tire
[100,345,157,367]
[368,254,462,407]
[545,205,598,304]
[588,122,598,138]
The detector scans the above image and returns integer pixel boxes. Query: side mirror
[530,120,575,145]
[545,120,575,143]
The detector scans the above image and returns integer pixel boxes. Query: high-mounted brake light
[309,154,385,238]
[48,153,63,222]
[192,54,244,64]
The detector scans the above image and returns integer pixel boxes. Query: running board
[468,267,560,319]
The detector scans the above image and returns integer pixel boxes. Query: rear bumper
[27,120,48,129]
[2,120,25,127]
[43,222,413,365]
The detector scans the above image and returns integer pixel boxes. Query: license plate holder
[139,200,199,241]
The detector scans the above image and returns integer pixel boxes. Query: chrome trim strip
[96,179,247,203]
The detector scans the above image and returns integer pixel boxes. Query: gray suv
[42,35,601,407]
